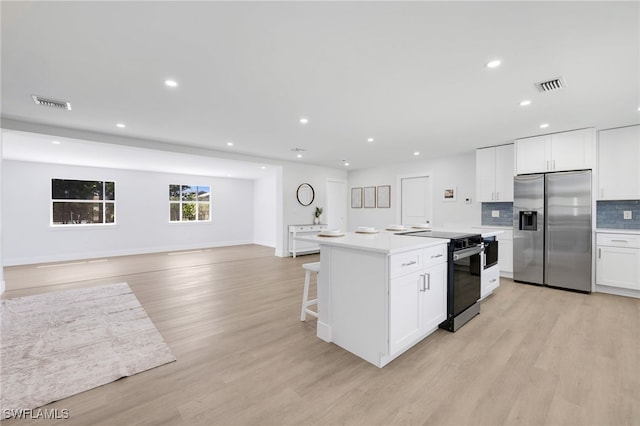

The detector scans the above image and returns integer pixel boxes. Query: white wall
[279,163,349,256]
[348,151,480,230]
[2,160,256,265]
[253,170,278,248]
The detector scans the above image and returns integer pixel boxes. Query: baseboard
[595,284,640,299]
[316,321,332,342]
[3,240,256,266]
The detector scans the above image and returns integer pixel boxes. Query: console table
[288,224,328,257]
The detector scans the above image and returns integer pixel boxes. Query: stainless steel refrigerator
[513,170,592,292]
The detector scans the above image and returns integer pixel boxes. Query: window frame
[50,179,116,227]
[169,184,211,223]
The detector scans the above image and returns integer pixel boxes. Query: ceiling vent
[535,77,567,93]
[32,95,72,110]
[291,147,307,152]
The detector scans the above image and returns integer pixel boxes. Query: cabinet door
[515,135,550,175]
[389,272,421,354]
[596,246,640,290]
[551,128,593,172]
[476,147,497,202]
[419,262,447,332]
[498,238,513,274]
[598,126,640,200]
[495,144,514,201]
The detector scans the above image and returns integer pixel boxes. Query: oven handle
[452,245,483,261]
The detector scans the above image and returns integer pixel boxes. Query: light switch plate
[624,211,632,220]
[491,210,500,218]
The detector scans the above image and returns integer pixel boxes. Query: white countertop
[596,228,640,235]
[296,231,447,255]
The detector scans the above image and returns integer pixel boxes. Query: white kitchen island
[296,231,449,368]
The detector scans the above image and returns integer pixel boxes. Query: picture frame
[442,187,457,202]
[377,185,390,208]
[351,187,363,208]
[363,186,376,208]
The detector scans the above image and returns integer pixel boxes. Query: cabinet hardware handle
[419,274,426,292]
[431,254,443,259]
[496,191,499,200]
[426,273,431,291]
[546,160,549,171]
[598,248,601,259]
[611,240,628,243]
[402,260,417,267]
[492,192,495,201]
[490,278,497,283]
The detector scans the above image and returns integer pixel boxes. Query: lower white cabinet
[596,233,640,292]
[481,264,500,300]
[389,246,447,355]
[498,233,513,277]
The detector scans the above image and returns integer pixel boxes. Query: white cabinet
[481,264,500,300]
[596,233,640,293]
[289,224,328,257]
[497,231,513,277]
[476,144,514,202]
[389,245,447,355]
[597,125,640,200]
[515,128,594,175]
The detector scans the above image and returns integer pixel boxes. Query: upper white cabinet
[597,125,640,200]
[515,128,594,175]
[476,144,514,202]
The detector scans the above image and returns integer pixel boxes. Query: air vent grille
[535,77,566,93]
[32,95,72,110]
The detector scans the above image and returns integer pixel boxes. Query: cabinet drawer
[390,251,423,278]
[423,244,447,268]
[597,233,640,249]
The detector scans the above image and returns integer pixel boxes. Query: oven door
[452,246,483,316]
[483,238,499,269]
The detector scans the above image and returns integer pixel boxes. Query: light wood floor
[2,244,639,426]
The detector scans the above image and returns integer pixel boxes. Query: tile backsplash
[596,200,640,230]
[481,202,513,227]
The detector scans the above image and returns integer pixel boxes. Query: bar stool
[301,262,320,321]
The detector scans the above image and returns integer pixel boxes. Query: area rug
[1,282,176,418]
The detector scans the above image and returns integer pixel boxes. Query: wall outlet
[491,210,500,218]
[624,211,632,220]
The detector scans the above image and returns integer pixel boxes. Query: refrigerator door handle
[598,248,601,259]
[546,160,550,171]
[553,160,556,170]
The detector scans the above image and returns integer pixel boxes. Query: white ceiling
[1,1,639,171]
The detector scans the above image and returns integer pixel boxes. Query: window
[169,185,210,222]
[51,179,115,225]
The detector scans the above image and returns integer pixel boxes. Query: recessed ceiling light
[486,59,502,68]
[226,142,234,147]
[539,123,550,129]
[51,140,61,145]
[414,151,420,156]
[367,138,374,142]
[297,154,302,158]
[637,106,640,111]
[260,166,266,170]
[520,100,532,106]
[116,123,126,128]
[164,79,178,87]
[299,117,309,124]
[344,162,350,166]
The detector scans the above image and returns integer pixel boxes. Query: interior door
[401,176,431,226]
[326,179,347,231]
